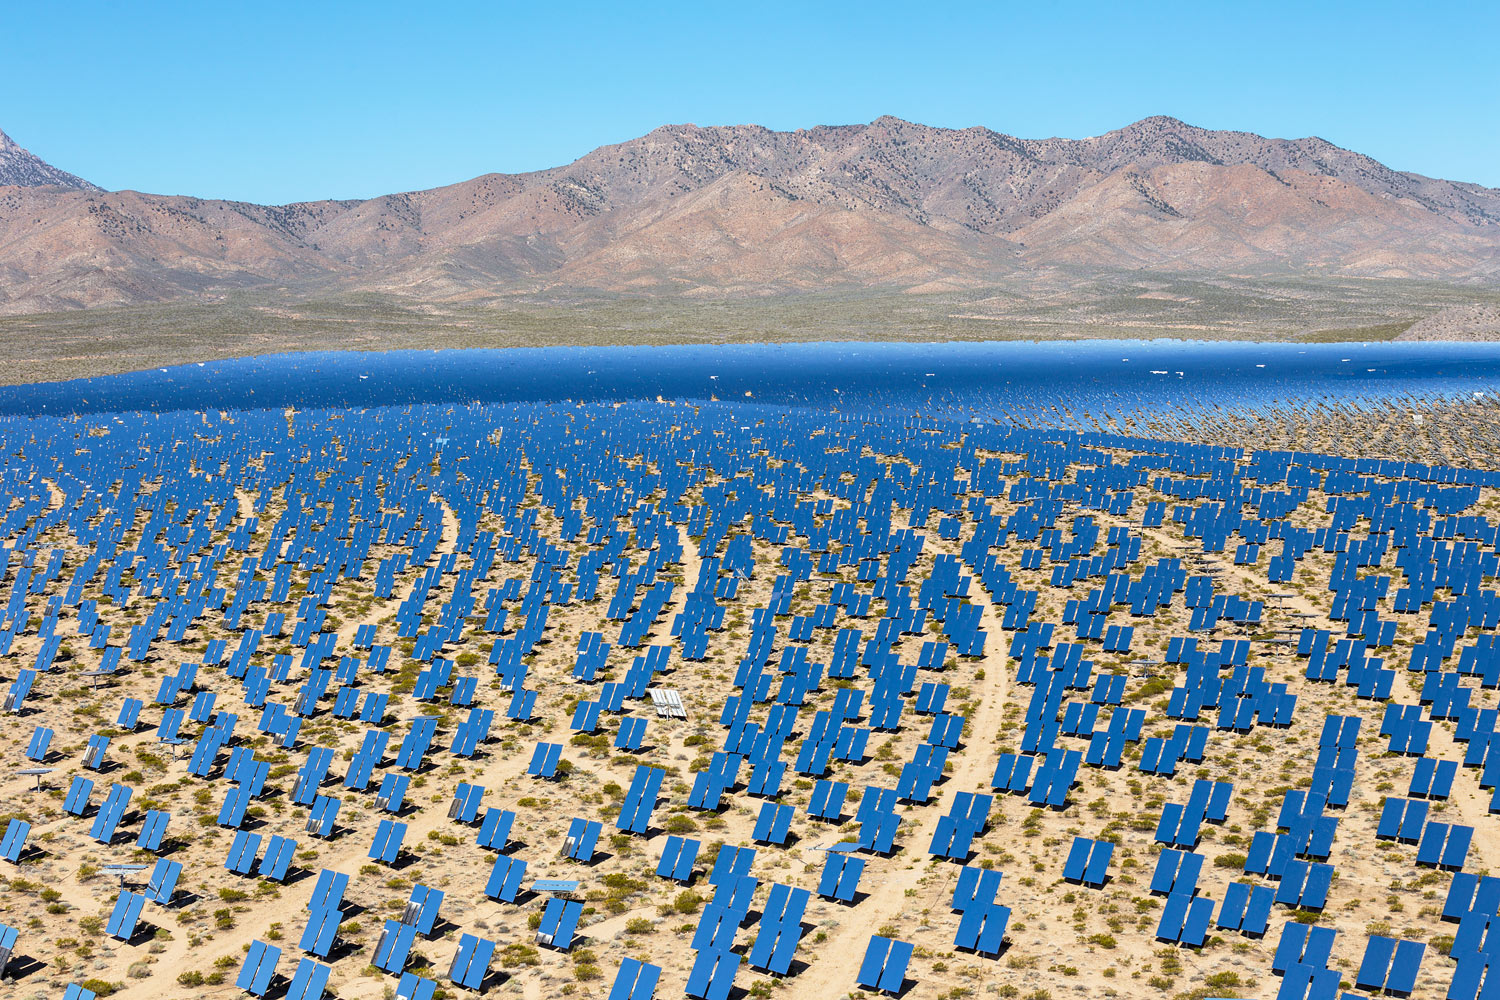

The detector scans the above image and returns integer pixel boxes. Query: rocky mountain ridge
[2,116,1497,314]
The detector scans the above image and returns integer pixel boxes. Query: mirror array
[0,382,1497,1000]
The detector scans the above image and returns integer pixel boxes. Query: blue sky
[6,0,1496,204]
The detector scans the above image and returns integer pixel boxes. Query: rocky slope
[0,128,100,192]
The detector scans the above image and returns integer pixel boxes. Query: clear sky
[6,0,1497,204]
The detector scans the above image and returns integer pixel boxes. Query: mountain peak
[0,126,101,191]
[1122,115,1198,131]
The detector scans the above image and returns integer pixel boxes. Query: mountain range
[2,116,1499,315]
